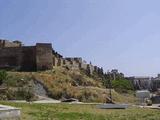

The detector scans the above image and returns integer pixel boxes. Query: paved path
[139,104,160,109]
[0,104,21,120]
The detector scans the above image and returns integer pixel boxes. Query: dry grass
[7,68,136,103]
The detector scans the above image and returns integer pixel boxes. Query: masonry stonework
[0,47,22,69]
[0,40,53,71]
[36,43,53,70]
[0,39,101,74]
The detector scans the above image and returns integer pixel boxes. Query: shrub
[0,70,8,85]
[112,78,134,93]
[6,87,35,101]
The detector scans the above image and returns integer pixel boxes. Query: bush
[6,87,35,101]
[0,70,8,85]
[112,78,134,93]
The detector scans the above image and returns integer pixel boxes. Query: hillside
[0,67,136,103]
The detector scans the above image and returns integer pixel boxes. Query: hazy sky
[0,0,160,76]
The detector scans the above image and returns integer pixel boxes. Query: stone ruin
[0,39,53,71]
[0,39,101,74]
[126,75,160,92]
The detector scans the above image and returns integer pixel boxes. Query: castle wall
[63,59,70,66]
[65,58,80,69]
[73,58,82,63]
[0,40,21,48]
[0,43,53,71]
[21,46,36,71]
[36,43,53,70]
[79,60,87,70]
[57,58,63,66]
[0,47,22,69]
[0,39,98,72]
[53,56,58,67]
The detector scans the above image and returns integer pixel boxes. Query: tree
[111,78,134,93]
[86,65,91,77]
[103,73,110,88]
[100,67,104,75]
[0,70,8,85]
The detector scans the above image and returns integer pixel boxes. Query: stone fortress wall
[0,39,100,74]
[0,39,53,71]
[0,39,22,48]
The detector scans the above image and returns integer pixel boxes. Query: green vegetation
[0,102,160,120]
[112,79,134,93]
[32,67,135,103]
[0,67,135,103]
[101,70,134,94]
[0,72,36,101]
[0,70,8,85]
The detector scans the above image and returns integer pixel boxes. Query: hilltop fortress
[0,39,100,73]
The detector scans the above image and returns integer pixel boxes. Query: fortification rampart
[0,47,22,69]
[0,39,101,74]
[36,43,53,70]
[0,40,53,71]
[0,40,21,48]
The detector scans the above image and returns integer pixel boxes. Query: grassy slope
[0,102,160,120]
[7,67,136,103]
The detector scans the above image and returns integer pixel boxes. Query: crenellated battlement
[0,39,22,48]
